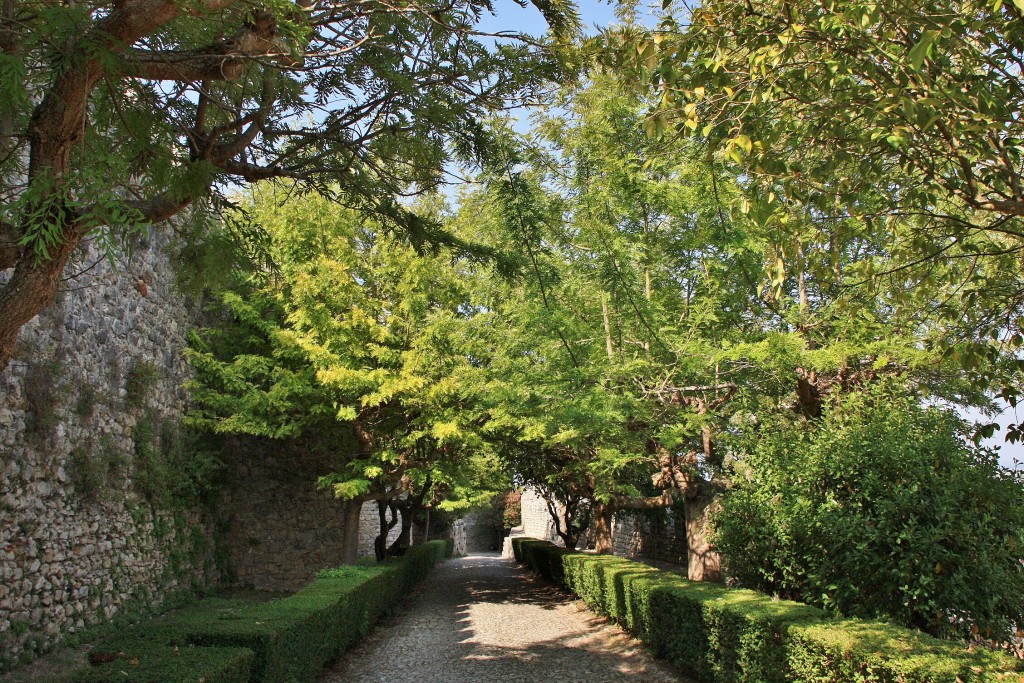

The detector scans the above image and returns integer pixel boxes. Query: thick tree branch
[121,13,296,82]
[123,49,249,81]
[0,220,20,270]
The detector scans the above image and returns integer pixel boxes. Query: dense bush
[513,538,1024,683]
[71,540,451,683]
[712,389,1024,639]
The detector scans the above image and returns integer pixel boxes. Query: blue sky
[475,0,620,37]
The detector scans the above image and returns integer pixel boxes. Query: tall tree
[187,188,488,560]
[607,0,1024,417]
[451,70,980,577]
[0,0,578,368]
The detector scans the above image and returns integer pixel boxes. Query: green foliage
[169,213,255,299]
[712,388,1024,639]
[73,542,450,683]
[23,358,62,439]
[1,0,574,284]
[788,620,1024,683]
[124,362,160,406]
[186,190,503,520]
[71,643,254,683]
[449,70,973,555]
[618,0,1024,413]
[513,538,1024,683]
[74,382,99,419]
[68,440,127,502]
[131,412,226,509]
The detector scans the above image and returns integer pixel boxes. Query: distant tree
[187,188,488,561]
[0,0,578,368]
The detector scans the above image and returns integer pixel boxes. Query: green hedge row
[71,540,452,683]
[512,538,1024,683]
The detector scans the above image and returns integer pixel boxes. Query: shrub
[512,538,1024,683]
[125,362,161,405]
[788,620,1024,683]
[712,388,1024,639]
[73,541,450,683]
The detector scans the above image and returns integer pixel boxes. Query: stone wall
[445,511,499,555]
[450,517,468,556]
[216,438,357,592]
[463,510,500,553]
[0,232,216,671]
[611,507,688,567]
[519,487,559,543]
[517,488,687,568]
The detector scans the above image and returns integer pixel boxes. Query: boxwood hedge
[71,539,451,683]
[511,537,1024,683]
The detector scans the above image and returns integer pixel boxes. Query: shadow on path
[322,554,687,683]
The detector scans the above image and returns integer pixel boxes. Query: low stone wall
[517,488,687,567]
[611,507,688,567]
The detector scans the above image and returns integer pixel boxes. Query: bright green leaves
[601,0,1024,408]
[529,0,583,42]
[187,186,495,511]
[908,29,940,72]
[317,474,371,501]
[642,112,670,138]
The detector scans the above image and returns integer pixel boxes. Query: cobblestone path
[322,553,685,683]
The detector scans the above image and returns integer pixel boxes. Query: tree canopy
[7,0,1024,649]
[0,0,577,367]
[609,0,1024,421]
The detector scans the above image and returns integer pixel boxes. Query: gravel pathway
[322,553,686,683]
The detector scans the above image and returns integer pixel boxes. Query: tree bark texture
[375,500,400,561]
[591,501,615,554]
[341,499,363,565]
[685,490,723,583]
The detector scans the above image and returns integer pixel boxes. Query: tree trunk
[387,501,414,557]
[0,0,186,371]
[0,235,81,368]
[387,507,411,557]
[386,475,431,557]
[542,490,589,550]
[375,500,400,561]
[592,501,615,554]
[685,490,723,583]
[341,499,363,564]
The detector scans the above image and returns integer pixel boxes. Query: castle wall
[0,233,215,671]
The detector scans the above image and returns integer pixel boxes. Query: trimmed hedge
[512,538,1024,683]
[71,540,451,683]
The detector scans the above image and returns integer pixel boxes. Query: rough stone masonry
[0,231,215,671]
